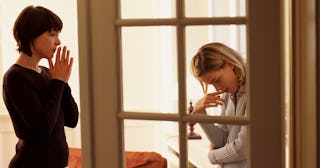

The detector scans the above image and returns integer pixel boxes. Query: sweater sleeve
[197,105,228,148]
[206,93,247,165]
[207,110,247,164]
[208,125,247,164]
[62,83,79,128]
[4,73,65,137]
[199,122,228,148]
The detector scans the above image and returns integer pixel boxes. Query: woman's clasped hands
[48,46,74,83]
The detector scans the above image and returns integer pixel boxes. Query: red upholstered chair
[126,151,167,168]
[68,148,167,168]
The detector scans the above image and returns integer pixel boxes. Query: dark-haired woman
[2,5,79,168]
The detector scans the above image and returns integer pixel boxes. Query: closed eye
[49,31,59,37]
[211,78,220,84]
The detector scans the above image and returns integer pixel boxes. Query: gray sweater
[199,91,247,168]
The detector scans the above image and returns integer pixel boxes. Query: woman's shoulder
[3,64,46,83]
[5,64,46,75]
[3,64,23,79]
[39,65,49,73]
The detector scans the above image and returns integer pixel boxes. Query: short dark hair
[13,5,63,56]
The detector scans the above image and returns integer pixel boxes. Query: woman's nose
[56,37,61,45]
[213,84,222,91]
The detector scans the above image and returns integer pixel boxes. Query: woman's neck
[16,53,41,73]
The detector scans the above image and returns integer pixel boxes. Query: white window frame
[76,0,317,168]
[115,1,248,168]
[292,0,317,167]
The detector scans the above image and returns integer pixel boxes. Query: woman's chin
[47,54,54,59]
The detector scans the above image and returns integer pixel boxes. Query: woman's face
[197,62,239,94]
[31,30,61,59]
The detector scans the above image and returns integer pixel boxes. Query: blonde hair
[190,42,246,93]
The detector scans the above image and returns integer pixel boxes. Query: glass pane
[185,0,246,17]
[124,120,178,167]
[120,0,176,19]
[185,25,246,115]
[122,26,178,113]
[187,122,247,167]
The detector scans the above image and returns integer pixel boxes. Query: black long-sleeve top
[2,64,79,168]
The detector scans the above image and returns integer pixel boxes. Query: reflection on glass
[124,120,178,167]
[185,25,246,115]
[120,0,176,19]
[187,122,247,168]
[185,0,246,17]
[121,26,177,113]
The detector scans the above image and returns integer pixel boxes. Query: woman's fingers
[55,46,71,66]
[49,46,73,82]
[55,47,61,64]
[203,91,226,107]
[61,46,67,62]
[207,90,225,96]
[205,101,223,108]
[207,97,226,105]
[54,46,69,64]
[65,50,70,64]
[48,59,54,69]
[194,90,226,112]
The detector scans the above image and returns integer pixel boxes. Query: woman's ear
[225,62,235,73]
[232,67,237,74]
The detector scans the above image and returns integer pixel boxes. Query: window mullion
[176,0,189,168]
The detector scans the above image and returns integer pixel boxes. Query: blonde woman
[191,42,247,168]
